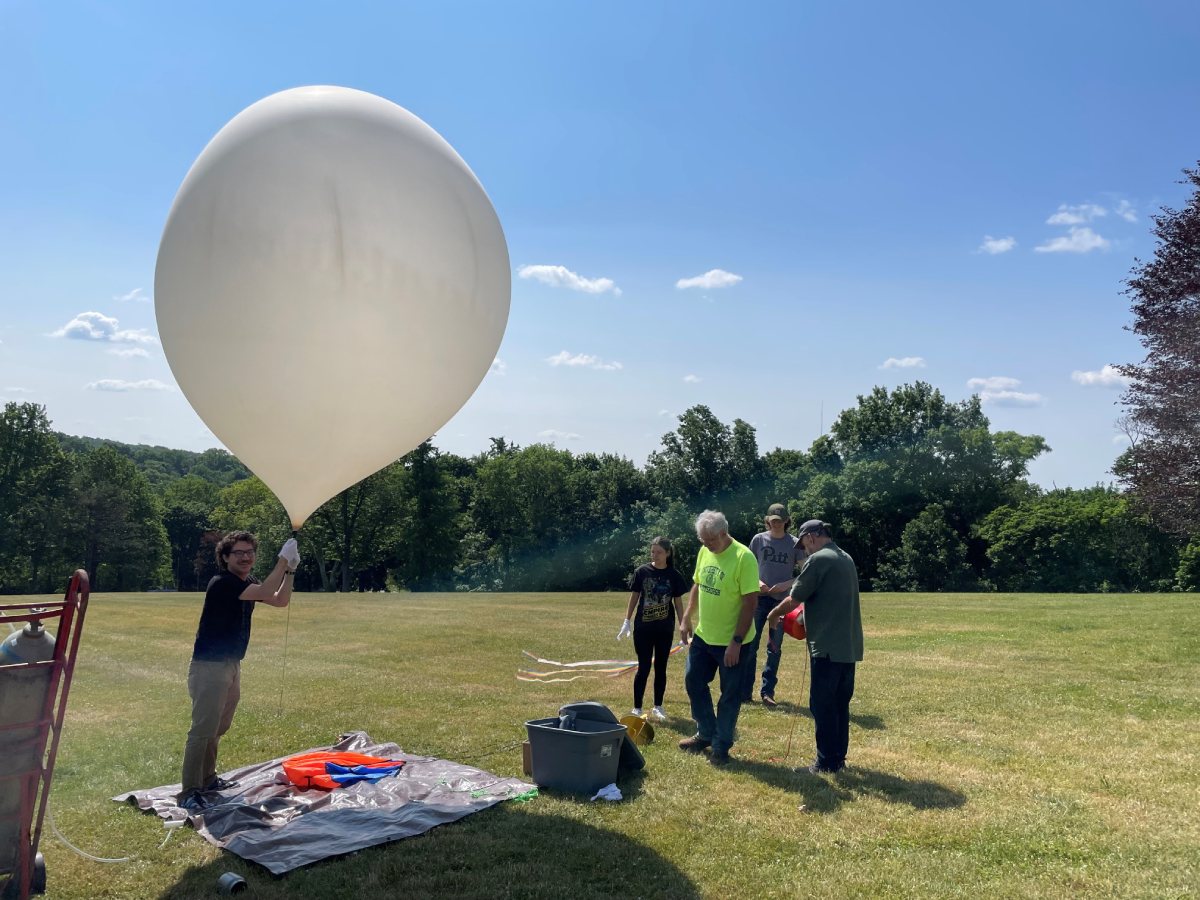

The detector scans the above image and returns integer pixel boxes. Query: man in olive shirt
[679,509,760,767]
[768,519,863,774]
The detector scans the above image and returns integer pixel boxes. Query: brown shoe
[678,735,712,753]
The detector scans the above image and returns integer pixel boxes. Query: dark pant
[741,595,784,700]
[633,625,674,707]
[684,634,754,753]
[809,656,855,770]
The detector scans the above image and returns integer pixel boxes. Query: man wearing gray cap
[741,503,804,706]
[767,519,863,774]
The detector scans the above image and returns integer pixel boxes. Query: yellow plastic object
[619,714,655,746]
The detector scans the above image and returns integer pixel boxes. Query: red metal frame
[0,570,89,900]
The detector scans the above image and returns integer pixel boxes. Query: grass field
[4,590,1198,899]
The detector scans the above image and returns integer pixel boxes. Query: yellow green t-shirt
[693,538,760,646]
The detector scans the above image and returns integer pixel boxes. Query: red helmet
[782,604,806,641]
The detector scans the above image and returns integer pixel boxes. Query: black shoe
[678,735,712,753]
[205,776,240,792]
[760,694,778,708]
[804,762,840,775]
[709,749,732,767]
[180,790,210,812]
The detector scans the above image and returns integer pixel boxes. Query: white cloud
[1071,364,1130,388]
[108,347,150,358]
[537,428,581,442]
[489,357,507,376]
[880,356,926,369]
[1046,203,1107,226]
[545,351,623,371]
[967,375,1021,391]
[86,379,174,392]
[1034,226,1110,254]
[52,311,157,344]
[5,386,32,393]
[977,236,1016,255]
[981,390,1045,408]
[1114,200,1137,223]
[676,269,743,290]
[518,264,621,296]
[683,374,701,383]
[115,288,151,303]
[658,409,671,417]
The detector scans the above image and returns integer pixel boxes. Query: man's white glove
[617,619,631,640]
[278,538,300,569]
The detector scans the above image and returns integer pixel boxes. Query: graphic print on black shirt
[630,564,688,629]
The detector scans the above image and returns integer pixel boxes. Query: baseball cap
[765,503,788,523]
[796,519,830,537]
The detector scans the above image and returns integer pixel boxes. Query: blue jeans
[741,596,784,700]
[685,634,755,753]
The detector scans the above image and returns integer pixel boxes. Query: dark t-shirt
[629,564,689,631]
[192,571,257,661]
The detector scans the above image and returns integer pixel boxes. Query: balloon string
[278,528,297,714]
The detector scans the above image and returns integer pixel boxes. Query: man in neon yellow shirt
[678,509,760,766]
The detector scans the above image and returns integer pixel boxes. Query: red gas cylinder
[782,604,806,641]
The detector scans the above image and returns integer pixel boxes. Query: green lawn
[6,591,1198,899]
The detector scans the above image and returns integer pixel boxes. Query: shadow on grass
[732,759,966,814]
[158,806,699,899]
[763,702,885,731]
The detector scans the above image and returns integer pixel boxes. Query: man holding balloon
[178,532,299,811]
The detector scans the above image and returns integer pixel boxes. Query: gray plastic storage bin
[525,716,626,794]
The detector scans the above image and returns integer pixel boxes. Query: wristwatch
[732,634,744,644]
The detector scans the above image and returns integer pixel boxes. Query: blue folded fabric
[324,762,405,786]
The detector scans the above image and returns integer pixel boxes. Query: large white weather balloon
[155,86,510,528]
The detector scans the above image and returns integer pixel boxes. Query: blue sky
[2,1,1199,489]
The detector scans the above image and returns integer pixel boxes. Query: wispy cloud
[1034,226,1110,254]
[86,378,174,392]
[880,356,926,369]
[537,428,581,442]
[518,264,621,296]
[982,390,1044,407]
[658,409,672,417]
[52,311,157,344]
[114,288,151,303]
[968,376,1020,391]
[1046,203,1107,226]
[5,386,32,393]
[108,347,150,358]
[967,375,1043,407]
[676,269,743,290]
[489,357,507,376]
[1113,200,1137,223]
[683,374,701,383]
[545,351,623,371]
[977,236,1016,255]
[1071,364,1130,389]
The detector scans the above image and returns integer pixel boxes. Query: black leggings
[633,625,674,707]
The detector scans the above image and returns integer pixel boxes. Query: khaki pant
[180,659,241,797]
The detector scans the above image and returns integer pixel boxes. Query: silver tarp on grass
[115,731,535,875]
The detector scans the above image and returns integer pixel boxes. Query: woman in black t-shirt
[619,536,690,721]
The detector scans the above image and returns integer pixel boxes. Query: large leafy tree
[0,403,77,592]
[1117,163,1200,535]
[161,476,221,590]
[74,445,170,590]
[799,382,1047,585]
[977,487,1177,592]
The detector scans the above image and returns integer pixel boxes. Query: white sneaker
[650,706,667,722]
[631,707,643,717]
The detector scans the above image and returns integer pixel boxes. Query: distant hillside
[55,433,251,490]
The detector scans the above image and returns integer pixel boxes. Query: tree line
[3,383,1197,595]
